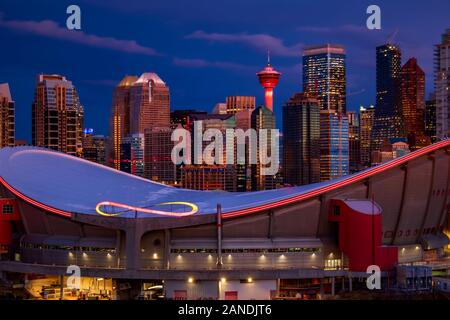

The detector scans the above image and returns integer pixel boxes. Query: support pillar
[216,204,223,268]
[349,276,352,292]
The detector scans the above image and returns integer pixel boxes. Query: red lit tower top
[256,51,281,112]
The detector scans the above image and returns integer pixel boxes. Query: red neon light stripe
[0,177,72,218]
[0,140,449,220]
[221,140,450,219]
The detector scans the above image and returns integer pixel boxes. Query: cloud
[0,14,159,56]
[185,30,303,57]
[173,57,254,72]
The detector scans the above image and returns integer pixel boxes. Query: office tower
[225,96,256,114]
[257,56,281,112]
[425,94,437,143]
[181,165,236,191]
[144,127,175,185]
[212,102,227,115]
[121,134,145,177]
[130,73,170,133]
[32,74,84,156]
[303,44,346,113]
[251,105,277,191]
[82,129,107,166]
[372,44,403,151]
[359,105,375,168]
[435,29,450,139]
[347,111,361,173]
[320,110,349,181]
[400,58,427,149]
[110,75,138,169]
[110,72,170,172]
[182,113,237,192]
[0,83,15,148]
[283,93,320,186]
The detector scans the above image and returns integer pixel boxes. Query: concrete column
[341,276,345,291]
[164,229,171,270]
[331,277,335,296]
[349,276,352,292]
[216,204,223,268]
[125,220,144,270]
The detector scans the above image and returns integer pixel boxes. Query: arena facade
[0,141,449,299]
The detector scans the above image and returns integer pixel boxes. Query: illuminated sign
[95,201,198,217]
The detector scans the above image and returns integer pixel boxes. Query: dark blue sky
[0,0,449,142]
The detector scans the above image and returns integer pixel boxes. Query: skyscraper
[320,110,349,181]
[347,111,361,173]
[303,44,346,113]
[82,129,108,166]
[257,56,281,112]
[251,105,277,191]
[425,94,437,143]
[225,96,256,114]
[110,73,170,171]
[32,74,84,156]
[283,93,320,186]
[130,73,170,134]
[359,105,375,168]
[435,29,450,139]
[0,83,14,148]
[400,58,427,149]
[144,127,175,184]
[372,44,403,151]
[121,133,145,177]
[110,75,138,169]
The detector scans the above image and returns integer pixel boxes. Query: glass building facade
[282,93,320,186]
[320,111,349,181]
[372,44,403,151]
[303,44,346,114]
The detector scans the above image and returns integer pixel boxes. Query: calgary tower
[256,51,281,112]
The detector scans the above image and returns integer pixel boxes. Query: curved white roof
[0,141,449,219]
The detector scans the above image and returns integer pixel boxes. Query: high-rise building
[144,127,175,185]
[225,96,256,114]
[130,73,170,134]
[435,29,450,139]
[182,113,237,192]
[303,44,346,113]
[110,73,170,171]
[283,93,320,186]
[121,134,145,177]
[251,105,277,191]
[372,44,403,151]
[82,128,107,166]
[320,110,349,181]
[257,56,281,112]
[425,94,437,143]
[400,58,427,149]
[181,165,236,191]
[347,111,361,173]
[359,105,375,168]
[0,83,15,148]
[110,75,138,169]
[32,74,84,156]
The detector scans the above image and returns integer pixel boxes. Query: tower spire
[267,49,271,66]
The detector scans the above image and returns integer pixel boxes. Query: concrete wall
[219,280,276,300]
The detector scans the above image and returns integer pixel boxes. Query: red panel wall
[0,199,21,246]
[329,199,398,272]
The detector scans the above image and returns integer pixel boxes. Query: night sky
[0,0,449,142]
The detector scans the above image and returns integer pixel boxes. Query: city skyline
[1,0,449,142]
